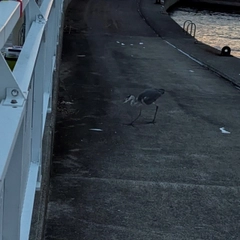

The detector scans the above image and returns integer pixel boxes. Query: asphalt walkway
[44,0,240,239]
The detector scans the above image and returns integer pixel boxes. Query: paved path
[44,0,240,239]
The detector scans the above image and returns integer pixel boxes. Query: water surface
[171,8,240,58]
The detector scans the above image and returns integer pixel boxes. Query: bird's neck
[130,96,138,106]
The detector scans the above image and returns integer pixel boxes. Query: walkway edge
[164,40,240,88]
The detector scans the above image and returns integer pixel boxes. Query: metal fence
[0,0,63,239]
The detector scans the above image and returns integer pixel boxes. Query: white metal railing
[0,0,63,239]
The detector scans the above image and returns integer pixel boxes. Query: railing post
[32,42,45,188]
[0,0,64,238]
[2,122,24,240]
[43,4,55,113]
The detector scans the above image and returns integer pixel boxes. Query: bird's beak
[123,99,128,103]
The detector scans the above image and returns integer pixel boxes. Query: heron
[124,88,165,125]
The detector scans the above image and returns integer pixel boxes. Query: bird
[123,88,165,125]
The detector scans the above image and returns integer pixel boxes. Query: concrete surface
[44,0,240,239]
[164,0,181,11]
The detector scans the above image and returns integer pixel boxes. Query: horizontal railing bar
[40,0,54,20]
[0,0,30,50]
[0,0,63,238]
[0,1,20,50]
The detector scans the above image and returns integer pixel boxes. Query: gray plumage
[124,88,165,125]
[137,89,165,105]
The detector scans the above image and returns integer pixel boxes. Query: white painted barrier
[0,0,63,239]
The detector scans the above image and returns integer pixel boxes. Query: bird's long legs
[147,105,158,124]
[153,105,159,123]
[126,106,159,126]
[128,109,142,126]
